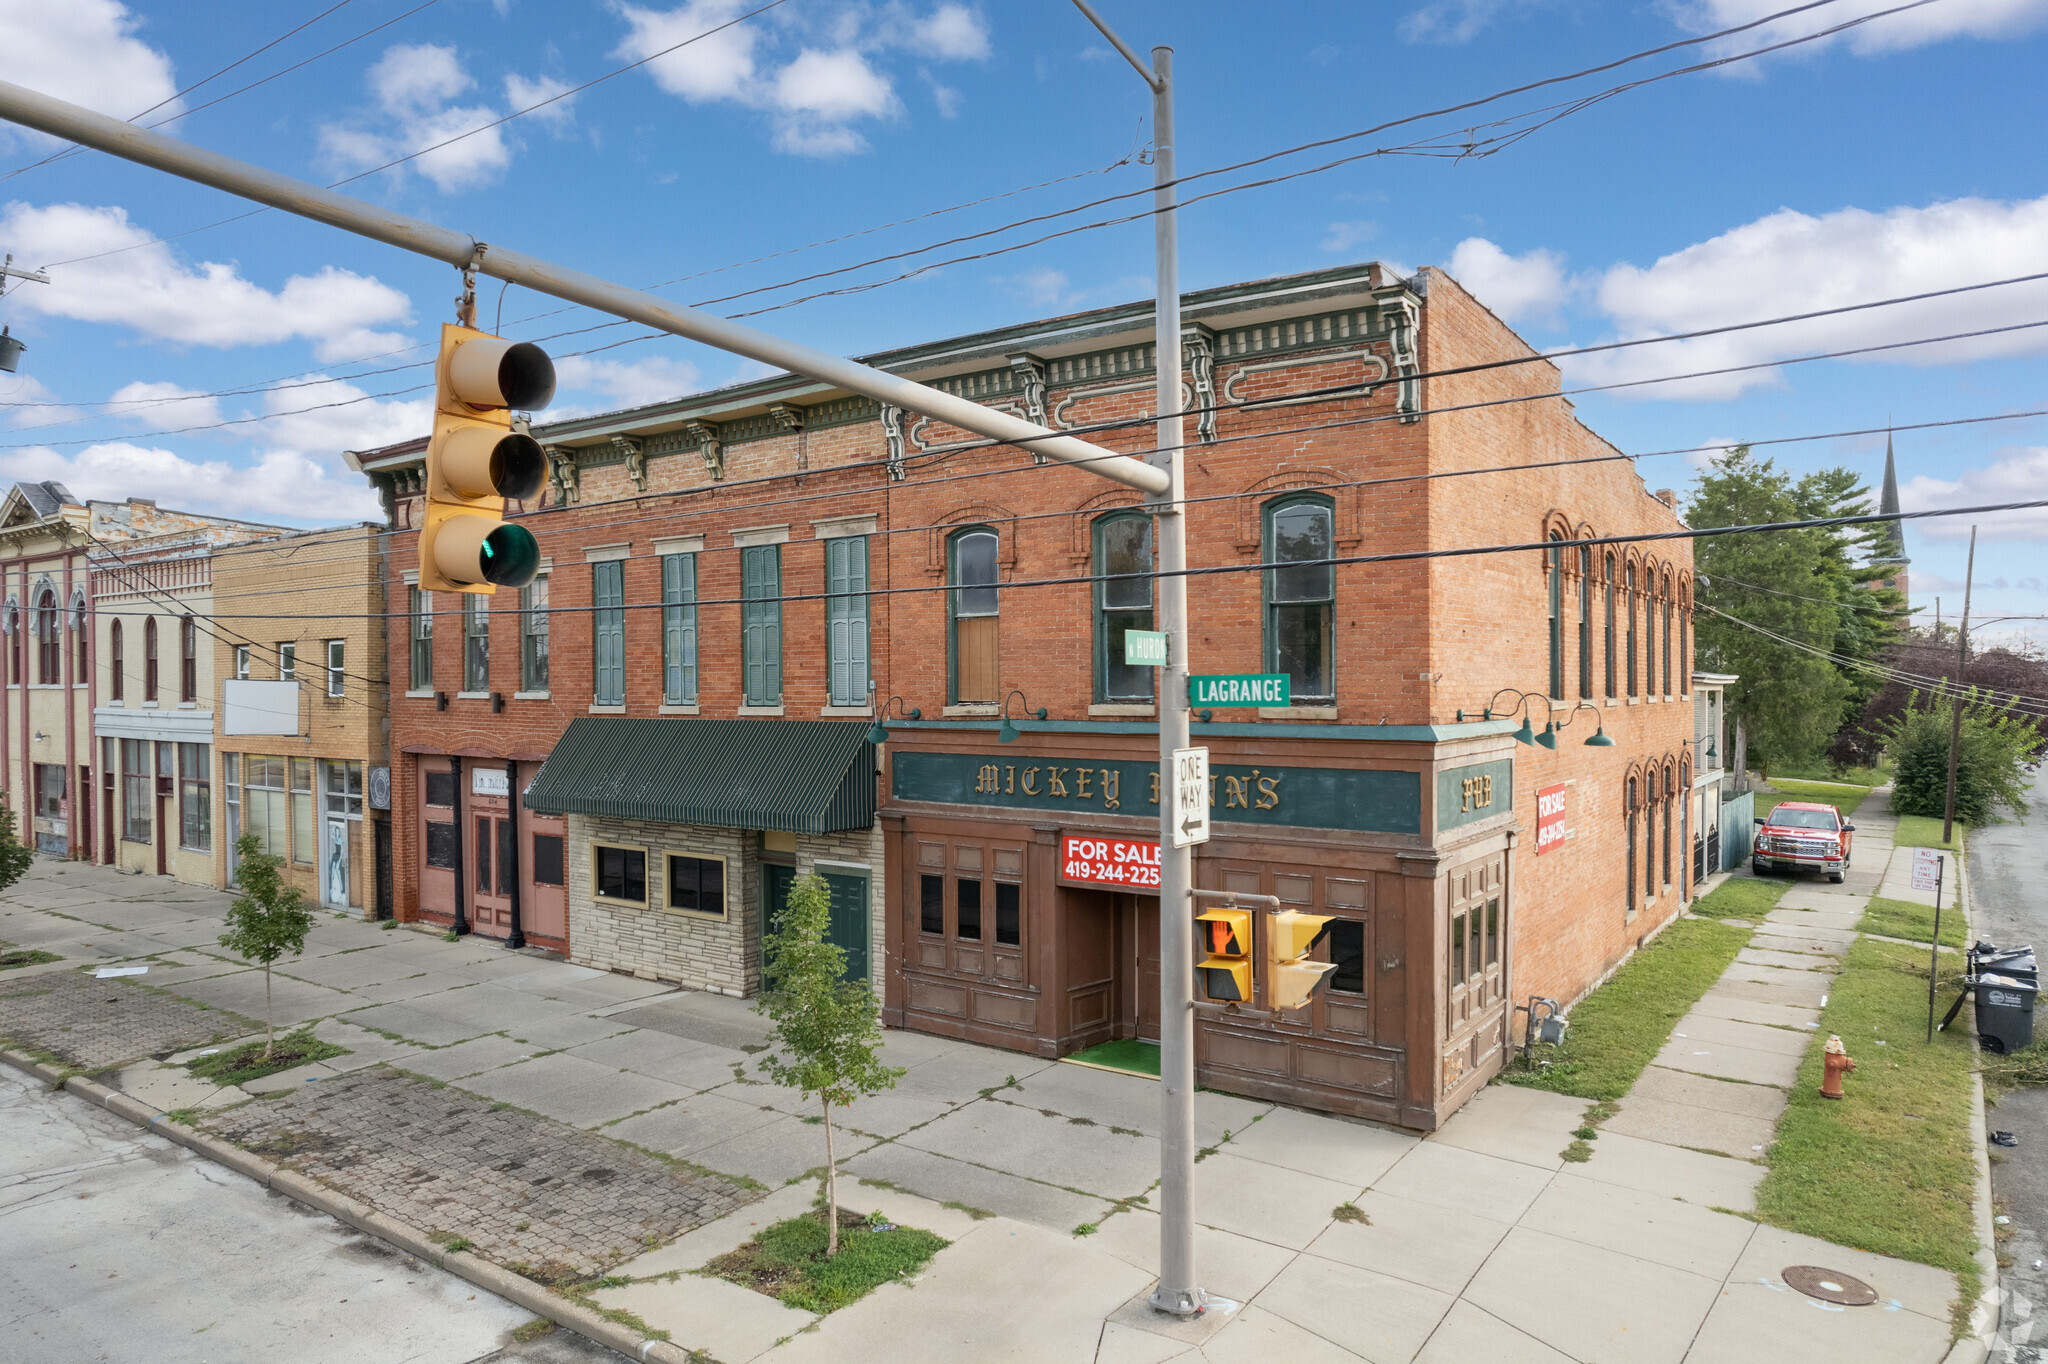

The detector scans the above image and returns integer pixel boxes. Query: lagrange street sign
[1189,674,1290,708]
[1172,746,1210,848]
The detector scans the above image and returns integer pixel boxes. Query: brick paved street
[0,970,256,1070]
[203,1069,759,1277]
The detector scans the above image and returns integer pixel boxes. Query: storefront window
[919,874,943,935]
[241,755,289,858]
[290,758,314,865]
[594,844,646,902]
[179,742,210,851]
[120,738,151,843]
[956,877,982,940]
[666,854,724,916]
[532,833,565,886]
[1327,920,1365,994]
[994,881,1021,946]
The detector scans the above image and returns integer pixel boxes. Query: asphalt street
[0,1067,627,1364]
[1968,768,2048,1361]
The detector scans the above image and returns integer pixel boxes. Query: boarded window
[531,833,565,886]
[825,536,869,707]
[741,545,782,705]
[425,820,459,869]
[424,771,456,808]
[592,560,625,705]
[661,554,697,705]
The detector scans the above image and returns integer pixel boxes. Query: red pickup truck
[1752,801,1856,883]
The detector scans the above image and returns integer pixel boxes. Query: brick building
[209,524,391,912]
[353,262,1699,1129]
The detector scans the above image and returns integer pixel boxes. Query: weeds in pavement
[186,1029,347,1087]
[703,1209,946,1314]
[1331,1203,1368,1224]
[0,948,60,969]
[510,1319,555,1343]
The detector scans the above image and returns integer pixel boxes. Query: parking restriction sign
[1171,746,1210,848]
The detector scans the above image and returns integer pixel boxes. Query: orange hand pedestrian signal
[1195,907,1253,1003]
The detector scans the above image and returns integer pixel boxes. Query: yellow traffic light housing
[420,323,554,593]
[1267,909,1337,1011]
[1195,907,1253,1003]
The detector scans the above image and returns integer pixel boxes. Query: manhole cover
[1783,1265,1878,1306]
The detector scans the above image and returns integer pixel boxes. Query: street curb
[1951,841,2001,1364]
[0,1045,697,1364]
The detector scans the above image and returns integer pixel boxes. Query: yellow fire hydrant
[1821,1034,1856,1100]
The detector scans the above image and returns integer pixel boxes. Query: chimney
[1654,489,1677,509]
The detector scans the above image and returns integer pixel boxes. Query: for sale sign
[1536,782,1568,855]
[1061,834,1162,890]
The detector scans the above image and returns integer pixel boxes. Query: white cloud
[320,43,567,194]
[998,266,1072,310]
[1,202,414,361]
[1901,446,2048,542]
[1680,0,2048,59]
[251,375,432,458]
[1448,237,1571,327]
[0,372,58,429]
[910,4,990,60]
[552,354,703,411]
[106,381,222,430]
[770,49,897,154]
[1400,0,1547,44]
[613,0,761,102]
[1566,195,2048,399]
[0,0,179,146]
[923,72,963,118]
[0,441,381,523]
[1321,220,1379,255]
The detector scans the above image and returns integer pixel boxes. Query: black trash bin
[1975,973,2038,1054]
[1974,943,2039,987]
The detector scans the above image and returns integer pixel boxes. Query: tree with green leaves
[218,833,315,1060]
[755,872,904,1256]
[1877,688,2043,824]
[0,804,34,895]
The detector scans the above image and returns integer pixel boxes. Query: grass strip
[1894,815,1966,852]
[0,948,62,969]
[1504,917,1751,1100]
[1761,779,1873,817]
[1859,895,1968,948]
[186,1028,348,1087]
[1688,876,1788,922]
[1755,937,1980,1333]
[704,1209,947,1315]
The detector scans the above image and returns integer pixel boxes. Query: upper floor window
[1661,571,1674,696]
[235,644,251,680]
[143,616,159,701]
[592,559,625,706]
[948,528,999,704]
[327,639,346,698]
[463,592,489,693]
[1094,512,1154,703]
[180,616,197,701]
[279,640,296,681]
[1578,546,1593,700]
[110,619,124,700]
[825,536,869,708]
[741,545,782,706]
[1545,533,1564,700]
[408,586,432,690]
[1624,563,1638,698]
[1264,496,1333,704]
[72,595,87,683]
[661,554,697,705]
[1679,581,1691,695]
[1642,569,1658,696]
[521,575,549,693]
[1603,553,1616,699]
[35,588,58,685]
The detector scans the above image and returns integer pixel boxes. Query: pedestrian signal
[1267,910,1336,1011]
[420,323,554,593]
[1195,906,1253,1003]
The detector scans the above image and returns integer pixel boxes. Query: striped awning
[522,717,876,833]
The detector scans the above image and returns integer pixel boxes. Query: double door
[470,810,518,933]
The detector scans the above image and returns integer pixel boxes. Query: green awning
[524,717,876,833]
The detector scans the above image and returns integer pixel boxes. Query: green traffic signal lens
[479,522,540,587]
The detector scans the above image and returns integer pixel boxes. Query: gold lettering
[1048,767,1069,797]
[1208,774,1218,807]
[1255,773,1281,811]
[1224,776,1249,809]
[1075,768,1093,800]
[976,764,1000,794]
[1022,767,1040,795]
[1102,769,1120,810]
[1481,774,1494,807]
[1459,778,1471,813]
[1149,771,1160,805]
[1005,765,1015,795]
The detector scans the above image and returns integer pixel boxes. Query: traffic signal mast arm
[0,79,1167,498]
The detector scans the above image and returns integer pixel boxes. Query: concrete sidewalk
[0,855,1971,1362]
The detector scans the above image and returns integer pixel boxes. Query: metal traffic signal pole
[1068,1,1203,1318]
[1940,526,1977,846]
[0,79,1166,500]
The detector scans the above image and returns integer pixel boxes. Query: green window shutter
[825,536,869,707]
[662,554,697,704]
[742,545,782,705]
[593,560,624,705]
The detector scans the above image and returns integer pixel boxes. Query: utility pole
[0,253,50,374]
[1068,1,1202,1318]
[1940,527,1976,846]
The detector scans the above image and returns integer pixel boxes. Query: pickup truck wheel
[1752,859,1770,876]
[1829,872,1845,884]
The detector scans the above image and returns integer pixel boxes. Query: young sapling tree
[755,871,905,1255]
[218,832,314,1060]
[0,803,34,894]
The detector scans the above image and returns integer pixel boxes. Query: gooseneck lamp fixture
[1467,689,1554,747]
[866,696,921,746]
[997,690,1047,745]
[1559,700,1616,747]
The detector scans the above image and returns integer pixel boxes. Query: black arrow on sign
[1180,813,1204,837]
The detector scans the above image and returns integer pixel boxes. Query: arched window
[1546,532,1564,700]
[1625,775,1638,918]
[1661,761,1675,889]
[1603,554,1616,698]
[1680,580,1691,695]
[109,619,124,701]
[72,593,87,683]
[1624,563,1638,698]
[948,527,1000,704]
[1684,756,1698,886]
[1641,568,1657,697]
[1093,511,1154,703]
[1578,545,1593,700]
[180,616,198,702]
[143,616,159,702]
[35,588,58,685]
[1645,767,1659,901]
[1661,571,1673,696]
[1265,495,1335,703]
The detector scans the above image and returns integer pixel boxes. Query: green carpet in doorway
[1062,1038,1161,1079]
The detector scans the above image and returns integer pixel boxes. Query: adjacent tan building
[210,523,391,913]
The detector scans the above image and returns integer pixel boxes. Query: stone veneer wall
[565,815,886,997]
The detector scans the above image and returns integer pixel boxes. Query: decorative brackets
[544,446,579,505]
[1183,324,1217,443]
[881,403,907,482]
[683,420,724,481]
[611,434,646,492]
[770,403,807,473]
[1383,294,1421,422]
[1008,352,1050,463]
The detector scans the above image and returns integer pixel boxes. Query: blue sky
[0,0,2042,639]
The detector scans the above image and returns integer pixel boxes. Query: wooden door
[525,813,569,941]
[470,813,511,934]
[1135,896,1161,1041]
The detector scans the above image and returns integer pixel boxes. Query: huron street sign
[1171,746,1210,848]
[1124,630,1168,667]
[1189,673,1290,708]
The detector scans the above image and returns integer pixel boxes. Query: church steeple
[1870,428,1909,607]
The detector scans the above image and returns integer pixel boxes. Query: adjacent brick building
[352,261,1700,1129]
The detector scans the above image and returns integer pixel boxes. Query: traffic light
[1267,909,1336,1011]
[1195,907,1253,1003]
[420,323,555,593]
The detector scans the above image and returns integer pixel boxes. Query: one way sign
[1171,746,1210,848]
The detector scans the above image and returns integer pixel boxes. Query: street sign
[1171,746,1210,847]
[1910,847,1944,892]
[1124,630,1168,667]
[1188,674,1289,708]
[1061,834,1161,889]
